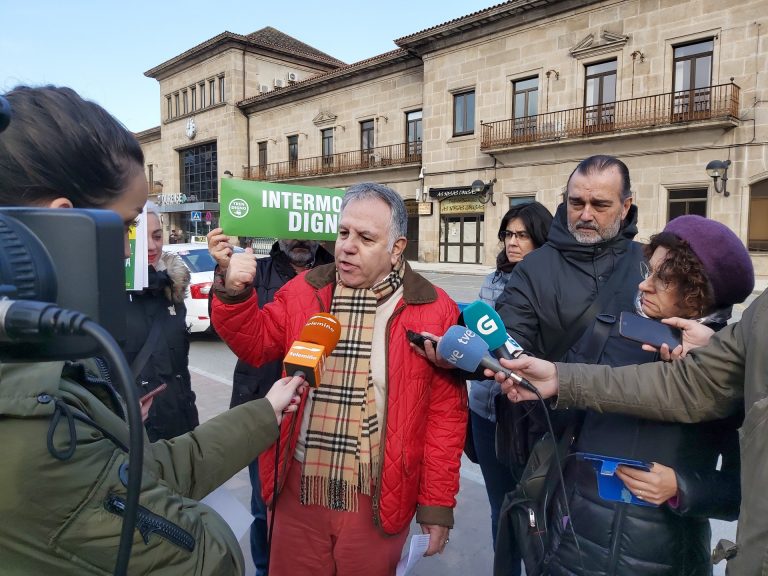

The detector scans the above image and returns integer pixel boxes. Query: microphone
[462,300,524,360]
[283,312,341,387]
[437,325,538,395]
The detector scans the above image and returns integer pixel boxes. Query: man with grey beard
[493,155,649,575]
[206,231,334,576]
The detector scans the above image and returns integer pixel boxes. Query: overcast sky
[2,1,496,132]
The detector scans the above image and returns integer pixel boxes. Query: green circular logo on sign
[229,198,249,218]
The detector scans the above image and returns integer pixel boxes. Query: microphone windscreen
[299,313,341,353]
[436,325,489,372]
[462,301,509,350]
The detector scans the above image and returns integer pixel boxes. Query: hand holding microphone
[436,325,539,395]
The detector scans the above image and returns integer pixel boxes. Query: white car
[163,242,244,333]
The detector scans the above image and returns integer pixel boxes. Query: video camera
[0,208,126,360]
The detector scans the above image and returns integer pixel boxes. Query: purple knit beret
[664,215,754,307]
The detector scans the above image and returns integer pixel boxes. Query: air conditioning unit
[274,78,285,88]
[287,72,298,82]
[259,84,270,94]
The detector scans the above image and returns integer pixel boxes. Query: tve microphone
[283,313,341,387]
[437,325,538,395]
[462,300,524,360]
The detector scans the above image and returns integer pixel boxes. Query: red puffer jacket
[212,262,467,534]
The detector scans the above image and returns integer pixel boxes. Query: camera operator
[0,85,305,575]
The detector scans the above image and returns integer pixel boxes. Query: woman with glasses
[468,201,553,575]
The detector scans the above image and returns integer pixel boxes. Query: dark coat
[229,242,334,408]
[123,252,199,441]
[497,204,740,575]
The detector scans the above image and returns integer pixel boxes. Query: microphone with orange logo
[283,312,341,387]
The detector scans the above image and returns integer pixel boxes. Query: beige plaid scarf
[300,262,404,511]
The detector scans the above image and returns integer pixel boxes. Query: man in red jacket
[211,182,466,576]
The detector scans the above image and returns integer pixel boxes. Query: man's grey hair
[340,182,407,250]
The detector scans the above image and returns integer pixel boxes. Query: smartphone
[619,311,682,349]
[139,383,168,404]
[406,329,438,350]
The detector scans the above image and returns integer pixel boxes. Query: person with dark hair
[492,155,656,574]
[467,201,552,573]
[123,202,199,442]
[0,85,305,575]
[211,182,466,576]
[206,232,334,576]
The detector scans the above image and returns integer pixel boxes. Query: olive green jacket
[0,360,278,575]
[556,290,767,575]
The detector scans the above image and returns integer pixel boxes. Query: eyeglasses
[640,261,672,291]
[499,230,531,242]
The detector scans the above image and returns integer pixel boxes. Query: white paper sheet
[395,534,430,576]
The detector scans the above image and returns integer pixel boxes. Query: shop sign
[440,197,485,214]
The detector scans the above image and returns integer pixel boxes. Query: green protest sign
[220,179,344,240]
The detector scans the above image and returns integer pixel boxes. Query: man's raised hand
[224,247,258,295]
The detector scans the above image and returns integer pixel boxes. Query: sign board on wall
[440,197,485,214]
[220,179,345,240]
[418,202,433,216]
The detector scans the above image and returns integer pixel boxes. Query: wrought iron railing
[243,142,422,181]
[481,82,740,150]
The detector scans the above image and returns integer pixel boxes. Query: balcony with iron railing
[481,82,740,151]
[243,142,422,181]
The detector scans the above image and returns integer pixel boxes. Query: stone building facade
[138,0,768,273]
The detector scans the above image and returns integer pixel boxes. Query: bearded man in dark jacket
[495,155,682,575]
[206,234,333,576]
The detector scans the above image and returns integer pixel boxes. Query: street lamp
[471,179,496,205]
[705,160,731,197]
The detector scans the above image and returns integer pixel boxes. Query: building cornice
[394,0,604,55]
[134,126,161,143]
[144,32,344,81]
[237,50,420,114]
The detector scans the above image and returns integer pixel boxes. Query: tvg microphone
[462,300,524,360]
[437,325,538,394]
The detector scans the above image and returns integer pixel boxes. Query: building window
[288,135,299,175]
[218,76,225,103]
[673,39,714,117]
[199,82,206,108]
[147,164,154,193]
[360,119,374,151]
[667,188,707,221]
[406,110,422,157]
[191,86,196,111]
[748,179,768,251]
[321,128,334,167]
[174,92,180,117]
[209,79,215,106]
[512,77,538,137]
[584,60,617,131]
[180,142,218,204]
[182,90,188,115]
[257,141,268,179]
[166,96,172,120]
[453,90,475,136]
